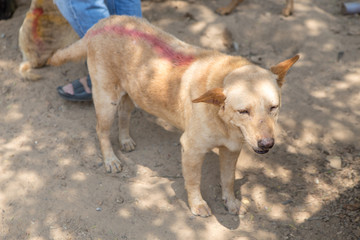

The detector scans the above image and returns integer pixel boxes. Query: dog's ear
[270,55,299,87]
[192,88,225,106]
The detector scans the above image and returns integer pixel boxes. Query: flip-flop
[57,75,92,101]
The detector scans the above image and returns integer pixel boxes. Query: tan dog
[48,16,299,217]
[18,0,78,80]
[216,0,294,16]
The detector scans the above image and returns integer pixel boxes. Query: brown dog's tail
[19,61,42,81]
[47,37,87,66]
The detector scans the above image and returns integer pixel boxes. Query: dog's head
[193,55,299,154]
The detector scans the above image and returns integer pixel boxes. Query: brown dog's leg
[95,103,122,173]
[88,59,122,173]
[118,94,136,152]
[219,147,241,214]
[216,0,244,15]
[181,134,211,217]
[282,0,294,16]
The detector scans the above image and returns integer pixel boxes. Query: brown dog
[18,0,78,80]
[216,0,294,16]
[48,16,299,217]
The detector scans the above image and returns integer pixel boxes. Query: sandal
[57,75,92,101]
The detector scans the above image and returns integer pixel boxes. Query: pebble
[0,34,5,38]
[337,51,344,62]
[326,155,342,169]
[233,42,239,52]
[96,207,102,211]
[315,178,319,184]
[348,26,360,36]
[241,198,250,205]
[116,197,124,204]
[282,199,294,205]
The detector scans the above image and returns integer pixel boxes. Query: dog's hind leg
[219,147,241,215]
[95,102,122,173]
[118,93,136,152]
[94,94,122,173]
[89,61,122,173]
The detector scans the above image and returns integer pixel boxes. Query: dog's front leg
[219,147,241,215]
[181,134,211,217]
[182,149,211,217]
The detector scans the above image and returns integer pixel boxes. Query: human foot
[57,75,92,101]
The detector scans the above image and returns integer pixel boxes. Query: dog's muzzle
[253,138,274,154]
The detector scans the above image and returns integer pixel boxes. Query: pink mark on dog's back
[32,7,44,45]
[88,25,195,66]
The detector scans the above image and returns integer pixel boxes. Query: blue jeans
[54,0,142,38]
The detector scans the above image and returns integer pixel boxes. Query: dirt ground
[0,0,359,239]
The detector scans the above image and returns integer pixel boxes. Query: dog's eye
[270,106,278,112]
[238,109,250,115]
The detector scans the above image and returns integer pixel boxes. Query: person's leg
[54,0,110,38]
[106,0,142,17]
[54,0,142,101]
[54,0,110,101]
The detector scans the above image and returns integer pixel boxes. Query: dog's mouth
[253,148,270,154]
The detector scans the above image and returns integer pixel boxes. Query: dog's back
[48,16,252,129]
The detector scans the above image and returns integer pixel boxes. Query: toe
[191,201,212,217]
[120,138,136,152]
[62,83,74,95]
[105,157,122,173]
[225,199,241,215]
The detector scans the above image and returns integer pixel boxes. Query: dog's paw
[282,7,293,17]
[190,200,212,217]
[104,156,122,173]
[224,198,241,215]
[120,137,136,152]
[215,7,232,15]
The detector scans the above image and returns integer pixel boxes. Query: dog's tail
[47,37,87,66]
[19,61,42,81]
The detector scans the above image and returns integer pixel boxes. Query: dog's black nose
[258,138,274,149]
